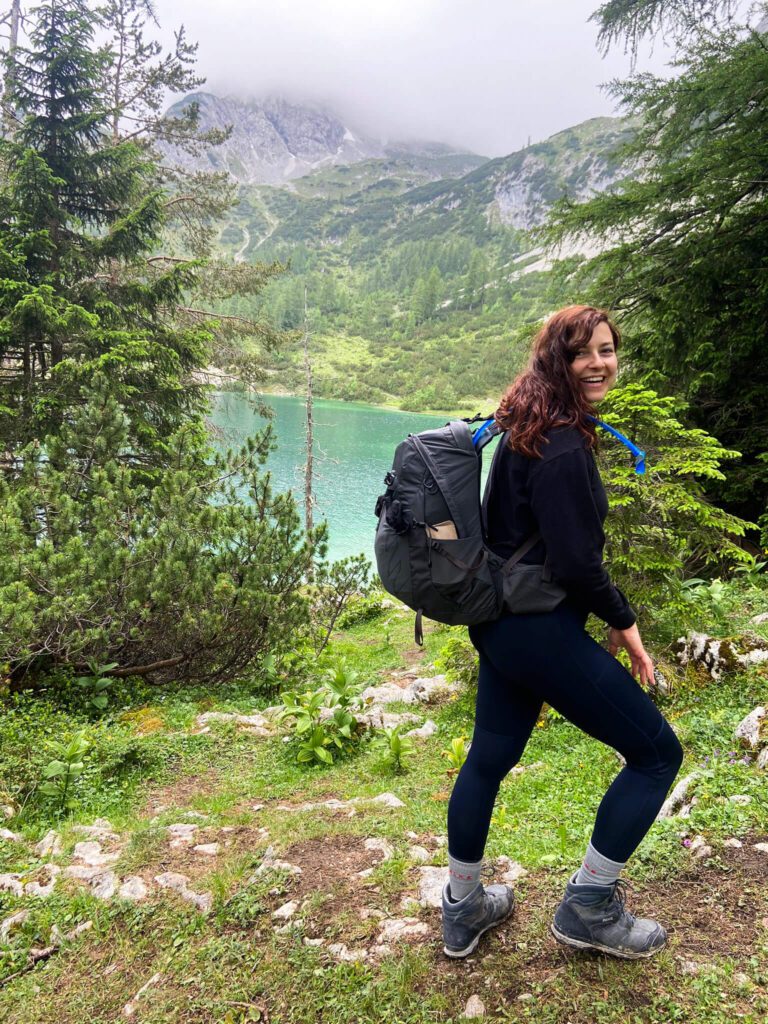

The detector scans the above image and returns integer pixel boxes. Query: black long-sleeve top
[485,424,636,630]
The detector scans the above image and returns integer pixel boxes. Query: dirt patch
[262,834,403,945]
[418,836,768,1018]
[137,767,221,820]
[116,823,268,891]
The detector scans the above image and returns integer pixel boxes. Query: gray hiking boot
[551,873,667,960]
[441,879,515,958]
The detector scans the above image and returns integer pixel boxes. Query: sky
[154,0,677,158]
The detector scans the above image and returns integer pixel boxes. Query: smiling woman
[441,304,684,962]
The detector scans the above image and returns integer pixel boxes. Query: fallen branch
[0,921,92,988]
[69,655,187,678]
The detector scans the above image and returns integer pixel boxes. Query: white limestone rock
[274,920,303,935]
[368,942,394,960]
[675,632,737,680]
[327,942,368,962]
[35,830,62,858]
[407,674,460,703]
[677,632,768,678]
[364,837,394,861]
[154,871,211,912]
[464,994,486,1018]
[689,835,713,861]
[195,711,272,736]
[359,682,418,707]
[272,900,299,921]
[753,843,768,854]
[416,866,446,908]
[724,838,743,848]
[275,792,405,813]
[72,820,119,842]
[0,827,22,843]
[496,856,529,883]
[72,841,119,868]
[407,845,432,863]
[119,877,149,902]
[2,805,15,820]
[166,823,199,842]
[366,792,405,809]
[751,612,768,625]
[123,972,162,1018]
[728,795,752,805]
[64,864,102,881]
[359,908,387,921]
[154,871,191,893]
[264,860,302,875]
[0,909,29,941]
[25,864,60,898]
[405,719,438,739]
[757,748,768,770]
[182,889,213,913]
[193,843,220,857]
[734,707,766,751]
[376,917,430,943]
[90,870,119,900]
[657,772,701,819]
[51,920,93,946]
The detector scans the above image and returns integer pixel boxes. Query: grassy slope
[1,589,767,1022]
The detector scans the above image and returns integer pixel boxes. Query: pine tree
[0,0,208,458]
[543,3,768,537]
[93,0,285,387]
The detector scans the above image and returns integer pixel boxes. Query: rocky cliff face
[478,117,636,230]
[161,93,483,186]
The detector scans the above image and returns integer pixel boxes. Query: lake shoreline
[221,381,497,423]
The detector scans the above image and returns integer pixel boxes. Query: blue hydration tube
[471,415,646,475]
[470,417,497,450]
[586,416,646,475]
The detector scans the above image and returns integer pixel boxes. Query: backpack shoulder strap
[480,428,508,535]
[482,430,543,570]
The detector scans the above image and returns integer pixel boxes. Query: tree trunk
[303,284,314,537]
[1,0,23,135]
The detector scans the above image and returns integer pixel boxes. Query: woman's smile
[571,321,618,401]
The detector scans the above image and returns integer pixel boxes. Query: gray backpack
[373,418,566,643]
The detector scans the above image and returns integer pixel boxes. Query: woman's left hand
[608,624,656,689]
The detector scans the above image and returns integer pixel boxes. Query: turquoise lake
[209,392,463,564]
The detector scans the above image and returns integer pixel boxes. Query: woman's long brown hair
[495,305,621,458]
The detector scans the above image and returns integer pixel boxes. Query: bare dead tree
[302,283,315,537]
[1,0,24,134]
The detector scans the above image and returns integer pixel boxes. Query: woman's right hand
[608,623,655,688]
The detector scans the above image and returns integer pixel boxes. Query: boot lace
[602,878,636,926]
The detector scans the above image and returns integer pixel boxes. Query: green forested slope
[211,117,634,411]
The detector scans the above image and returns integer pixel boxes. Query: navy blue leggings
[447,601,684,864]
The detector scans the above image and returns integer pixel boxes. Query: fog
[155,0,676,157]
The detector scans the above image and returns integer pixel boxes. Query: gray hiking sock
[448,854,483,901]
[575,841,626,887]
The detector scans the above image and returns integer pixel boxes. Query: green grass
[1,580,767,1022]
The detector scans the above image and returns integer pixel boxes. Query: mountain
[209,115,632,260]
[183,107,637,413]
[161,92,487,186]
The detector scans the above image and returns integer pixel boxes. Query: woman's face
[569,321,618,403]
